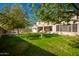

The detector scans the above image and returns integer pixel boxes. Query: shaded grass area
[0,33,79,56]
[0,35,55,56]
[18,34,79,56]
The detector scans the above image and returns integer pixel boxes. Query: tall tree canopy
[0,4,30,32]
[30,3,75,24]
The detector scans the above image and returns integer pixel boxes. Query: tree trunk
[3,30,7,35]
[17,28,19,34]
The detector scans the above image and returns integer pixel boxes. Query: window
[68,25,71,32]
[56,25,59,31]
[59,25,62,31]
[62,25,67,32]
[72,24,77,32]
[44,26,52,32]
[56,24,77,32]
[38,27,43,32]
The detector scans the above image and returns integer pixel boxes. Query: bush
[18,33,60,40]
[43,33,59,38]
[26,33,41,40]
[24,33,59,40]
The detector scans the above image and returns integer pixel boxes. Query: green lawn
[0,33,79,56]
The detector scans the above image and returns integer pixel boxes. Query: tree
[0,4,31,34]
[30,3,75,24]
[10,5,31,34]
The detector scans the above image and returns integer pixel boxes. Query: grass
[0,33,79,56]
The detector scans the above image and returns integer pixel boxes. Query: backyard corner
[0,3,79,56]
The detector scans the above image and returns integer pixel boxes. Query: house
[32,4,79,35]
[32,15,79,35]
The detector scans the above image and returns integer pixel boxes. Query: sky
[0,3,78,25]
[0,3,40,24]
[0,3,33,14]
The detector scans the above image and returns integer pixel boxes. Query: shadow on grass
[0,35,56,56]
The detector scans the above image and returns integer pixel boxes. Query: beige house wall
[32,23,79,35]
[32,15,79,35]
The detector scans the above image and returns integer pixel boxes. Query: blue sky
[0,3,40,24]
[0,3,33,14]
[0,3,77,25]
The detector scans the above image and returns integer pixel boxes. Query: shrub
[25,33,59,40]
[26,33,41,40]
[18,33,60,40]
[43,33,59,38]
